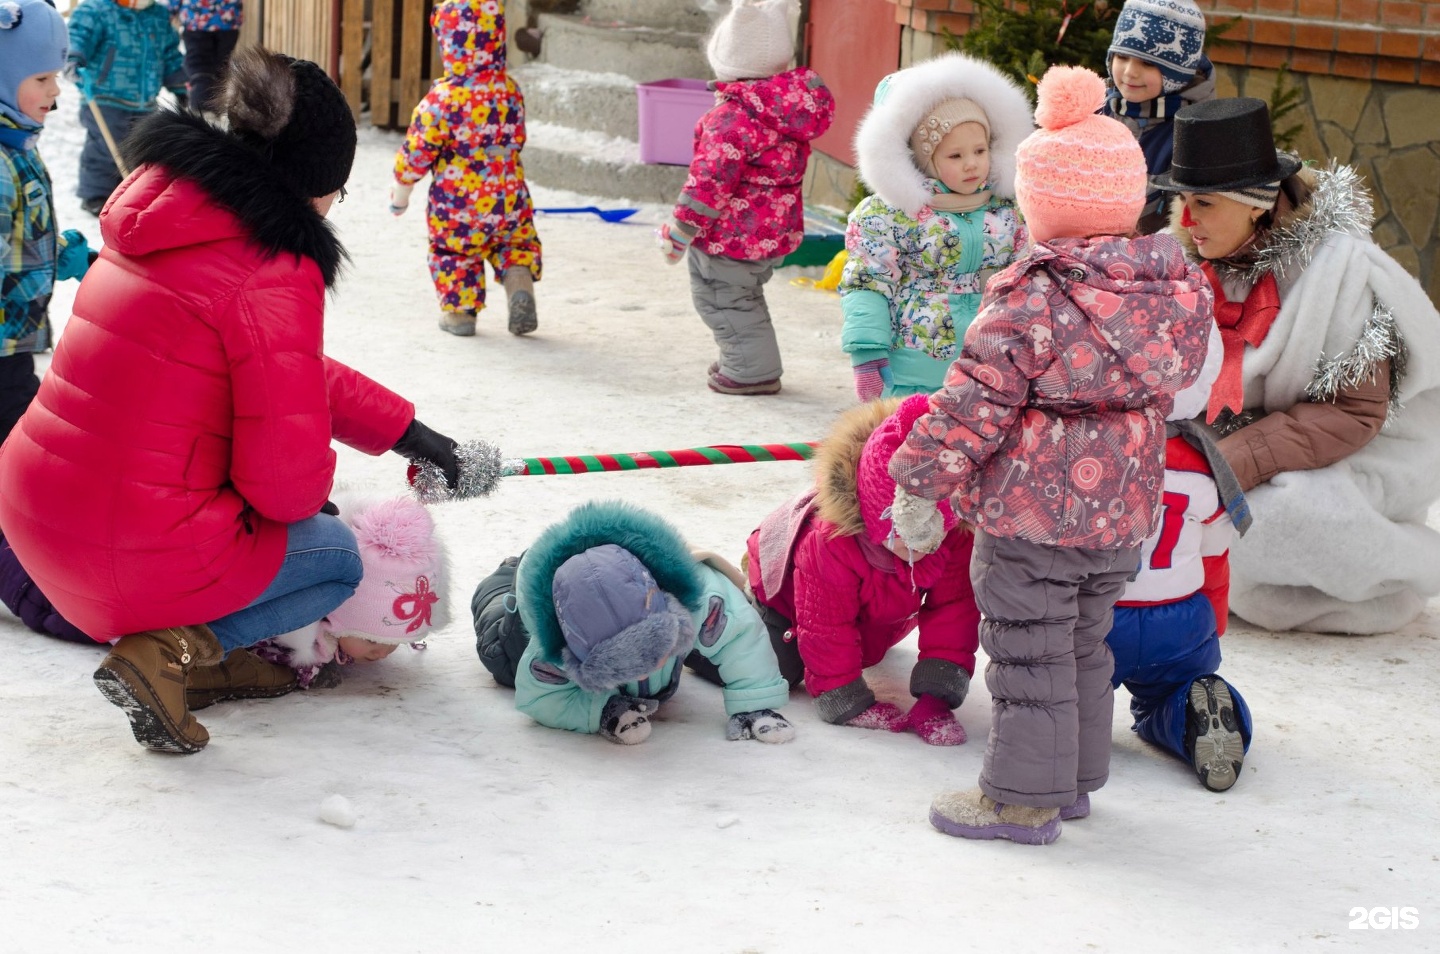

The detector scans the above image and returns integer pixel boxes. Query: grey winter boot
[439,310,477,337]
[93,624,225,754]
[502,269,537,336]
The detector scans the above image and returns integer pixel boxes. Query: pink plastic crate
[636,78,714,165]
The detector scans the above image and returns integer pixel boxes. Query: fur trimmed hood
[113,109,347,287]
[516,501,706,669]
[814,398,903,538]
[854,53,1035,217]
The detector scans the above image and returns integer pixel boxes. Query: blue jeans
[208,514,362,652]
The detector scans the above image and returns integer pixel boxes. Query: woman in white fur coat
[1155,98,1440,634]
[839,53,1033,401]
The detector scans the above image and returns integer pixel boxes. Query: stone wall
[1209,64,1440,308]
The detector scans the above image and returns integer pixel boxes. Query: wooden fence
[238,0,440,128]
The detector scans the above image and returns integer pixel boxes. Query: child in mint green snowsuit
[472,500,795,745]
[840,54,1033,400]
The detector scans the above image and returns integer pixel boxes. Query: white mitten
[599,695,657,745]
[726,709,796,744]
[889,485,946,555]
[389,182,415,216]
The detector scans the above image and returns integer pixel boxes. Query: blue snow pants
[1108,593,1253,762]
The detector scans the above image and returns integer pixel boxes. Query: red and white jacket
[1117,435,1235,634]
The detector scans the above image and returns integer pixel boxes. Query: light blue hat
[0,0,69,126]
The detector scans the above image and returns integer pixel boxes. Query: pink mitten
[904,693,967,746]
[852,359,887,402]
[845,701,909,732]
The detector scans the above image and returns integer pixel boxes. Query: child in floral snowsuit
[176,1,245,114]
[391,0,541,338]
[842,53,1031,401]
[887,67,1213,845]
[657,0,834,396]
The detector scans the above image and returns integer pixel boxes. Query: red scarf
[1202,262,1282,422]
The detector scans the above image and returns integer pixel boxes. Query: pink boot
[904,693,967,745]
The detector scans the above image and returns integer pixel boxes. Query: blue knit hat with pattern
[0,0,68,128]
[1108,0,1206,95]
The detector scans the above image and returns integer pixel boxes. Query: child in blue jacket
[1102,0,1216,234]
[473,501,796,745]
[66,0,186,213]
[1,0,95,443]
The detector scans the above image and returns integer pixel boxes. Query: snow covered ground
[4,88,1438,953]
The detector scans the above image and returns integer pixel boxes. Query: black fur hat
[223,46,357,199]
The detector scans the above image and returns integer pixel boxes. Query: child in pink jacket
[746,395,978,745]
[657,0,834,395]
[887,66,1214,844]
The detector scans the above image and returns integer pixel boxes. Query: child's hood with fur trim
[855,53,1035,217]
[515,501,706,668]
[813,398,904,538]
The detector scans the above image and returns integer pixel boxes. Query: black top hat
[1151,97,1302,194]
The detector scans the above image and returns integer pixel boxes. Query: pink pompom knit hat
[1014,65,1147,242]
[326,497,450,646]
[858,395,957,547]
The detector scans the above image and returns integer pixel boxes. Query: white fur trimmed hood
[854,53,1035,217]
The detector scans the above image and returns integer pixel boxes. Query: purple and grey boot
[928,789,1062,845]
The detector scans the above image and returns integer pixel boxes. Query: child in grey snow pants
[971,534,1140,809]
[688,248,786,394]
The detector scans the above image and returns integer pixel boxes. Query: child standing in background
[658,0,834,396]
[175,0,244,115]
[747,395,978,744]
[1102,0,1214,235]
[887,66,1213,844]
[1,0,95,444]
[1105,323,1253,796]
[841,53,1031,402]
[391,0,541,338]
[66,0,186,215]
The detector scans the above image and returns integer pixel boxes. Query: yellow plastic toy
[790,249,848,293]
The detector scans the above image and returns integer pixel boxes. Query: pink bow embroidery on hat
[392,575,439,634]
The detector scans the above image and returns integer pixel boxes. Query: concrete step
[524,120,690,204]
[581,0,717,33]
[535,12,712,84]
[515,64,641,142]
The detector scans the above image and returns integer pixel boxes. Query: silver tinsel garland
[409,438,505,504]
[1305,298,1408,416]
[1225,162,1374,287]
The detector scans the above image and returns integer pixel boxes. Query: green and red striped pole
[500,442,818,477]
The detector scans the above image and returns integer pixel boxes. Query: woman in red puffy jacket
[0,49,461,755]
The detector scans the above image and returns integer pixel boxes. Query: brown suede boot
[93,624,224,754]
[186,648,299,711]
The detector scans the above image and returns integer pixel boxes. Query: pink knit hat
[858,395,957,547]
[326,497,450,646]
[1014,65,1147,242]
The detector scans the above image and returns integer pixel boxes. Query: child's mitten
[846,702,908,731]
[903,693,967,746]
[815,677,906,730]
[727,709,796,744]
[657,220,694,265]
[599,695,658,745]
[56,229,95,282]
[889,486,946,555]
[852,358,889,402]
[389,182,414,216]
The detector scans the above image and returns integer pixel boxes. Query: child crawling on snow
[473,500,796,745]
[0,496,449,708]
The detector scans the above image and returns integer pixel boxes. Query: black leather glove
[319,500,340,516]
[391,418,459,490]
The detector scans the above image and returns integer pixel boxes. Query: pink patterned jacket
[672,67,835,262]
[889,234,1213,549]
